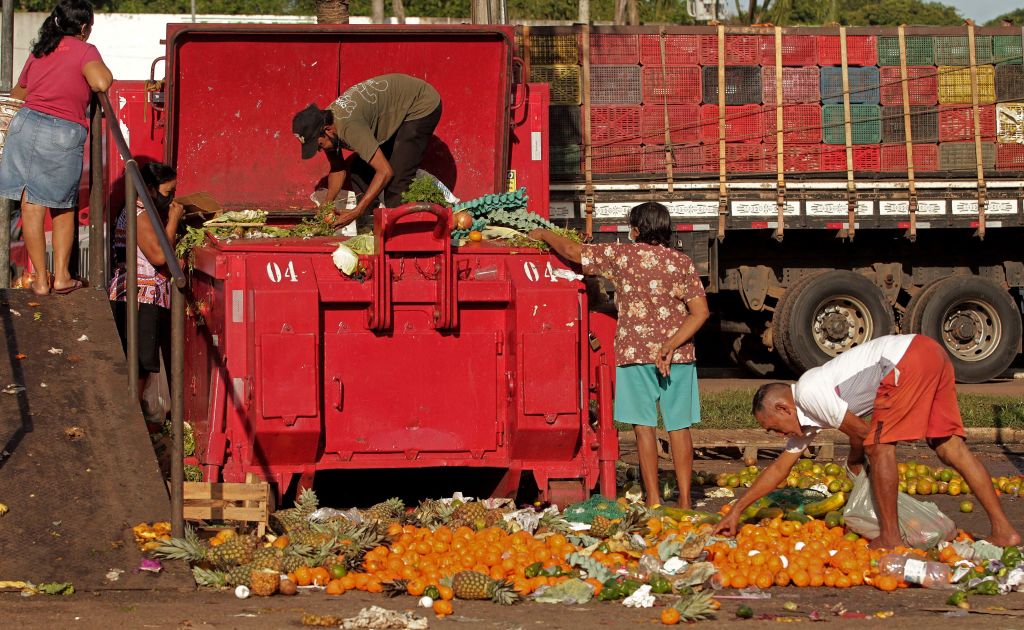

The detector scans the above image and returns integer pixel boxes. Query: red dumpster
[170,25,617,504]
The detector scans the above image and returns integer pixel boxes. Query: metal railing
[92,92,187,537]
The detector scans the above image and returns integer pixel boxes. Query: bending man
[291,74,441,227]
[713,334,1019,548]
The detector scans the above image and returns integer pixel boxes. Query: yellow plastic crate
[997,103,1024,144]
[937,65,996,104]
[530,65,582,106]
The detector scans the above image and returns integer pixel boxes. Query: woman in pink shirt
[0,0,112,295]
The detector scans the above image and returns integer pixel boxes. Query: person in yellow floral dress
[530,202,709,507]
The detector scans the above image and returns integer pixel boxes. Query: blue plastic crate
[820,66,881,105]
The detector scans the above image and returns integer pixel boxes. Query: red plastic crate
[880,144,940,172]
[642,65,702,105]
[705,143,769,173]
[762,104,823,145]
[641,144,707,174]
[590,33,640,65]
[816,34,878,66]
[699,34,762,65]
[997,144,1024,171]
[760,144,823,172]
[820,145,882,172]
[700,105,765,143]
[938,105,996,142]
[639,34,700,65]
[639,103,701,144]
[762,67,820,105]
[879,67,938,106]
[590,143,643,173]
[591,106,642,145]
[759,35,817,66]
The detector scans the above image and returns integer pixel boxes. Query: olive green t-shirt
[327,74,440,162]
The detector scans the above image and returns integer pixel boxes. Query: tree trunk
[614,0,627,24]
[578,0,590,23]
[372,0,385,23]
[628,0,639,24]
[392,0,406,23]
[315,0,350,24]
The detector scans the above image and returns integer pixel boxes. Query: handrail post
[0,0,14,288]
[125,166,139,402]
[171,282,184,537]
[88,97,104,288]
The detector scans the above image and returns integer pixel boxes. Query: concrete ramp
[0,289,190,590]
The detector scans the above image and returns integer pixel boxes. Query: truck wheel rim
[940,299,1001,363]
[811,295,873,357]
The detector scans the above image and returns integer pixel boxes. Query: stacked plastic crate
[527,27,1022,180]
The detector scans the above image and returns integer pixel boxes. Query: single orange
[433,599,453,616]
[310,567,330,587]
[325,579,346,595]
[293,566,313,587]
[660,607,681,625]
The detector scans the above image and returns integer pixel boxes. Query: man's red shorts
[864,335,966,446]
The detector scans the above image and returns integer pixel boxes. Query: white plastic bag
[843,469,956,549]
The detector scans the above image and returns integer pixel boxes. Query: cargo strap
[897,25,918,240]
[717,24,727,241]
[581,24,595,238]
[521,25,531,80]
[967,20,987,239]
[658,26,675,192]
[840,26,857,240]
[773,26,786,242]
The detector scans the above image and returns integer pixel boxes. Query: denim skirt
[0,107,87,209]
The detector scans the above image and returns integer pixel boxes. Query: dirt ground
[3,444,1023,629]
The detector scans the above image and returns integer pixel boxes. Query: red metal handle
[381,202,450,241]
[332,376,343,411]
[510,57,528,114]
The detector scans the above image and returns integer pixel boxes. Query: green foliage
[401,173,452,208]
[986,8,1024,26]
[741,0,962,25]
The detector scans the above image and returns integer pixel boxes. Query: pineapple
[451,570,520,605]
[250,568,280,596]
[538,511,573,536]
[227,563,255,587]
[589,515,614,538]
[382,579,409,598]
[672,591,717,622]
[250,547,284,572]
[271,487,319,533]
[412,499,454,529]
[289,524,334,549]
[451,501,487,529]
[617,507,650,537]
[364,498,404,524]
[281,551,310,574]
[206,534,259,569]
[192,566,228,588]
[152,526,209,564]
[337,523,389,570]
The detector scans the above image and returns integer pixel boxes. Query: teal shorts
[614,363,700,431]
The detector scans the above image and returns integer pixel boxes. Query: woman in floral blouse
[530,202,709,507]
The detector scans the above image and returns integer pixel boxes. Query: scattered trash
[331,243,359,276]
[137,558,162,574]
[532,578,594,604]
[27,301,40,307]
[64,426,85,441]
[622,584,655,608]
[105,569,124,582]
[2,384,25,394]
[40,383,47,388]
[301,606,429,629]
[9,309,19,316]
[234,585,250,599]
[0,503,8,516]
[417,596,433,608]
[77,334,89,342]
[33,312,41,321]
[14,353,25,360]
[704,487,735,499]
[22,582,74,596]
[47,347,63,355]
[783,601,799,612]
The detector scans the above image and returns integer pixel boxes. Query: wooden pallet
[183,474,270,536]
[645,429,836,466]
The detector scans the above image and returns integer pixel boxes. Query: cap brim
[300,139,319,160]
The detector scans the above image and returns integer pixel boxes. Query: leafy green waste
[400,173,452,208]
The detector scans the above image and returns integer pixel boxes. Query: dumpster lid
[164,24,515,211]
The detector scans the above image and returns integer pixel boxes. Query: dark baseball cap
[292,104,326,160]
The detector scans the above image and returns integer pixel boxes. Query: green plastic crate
[526,33,580,65]
[530,65,582,105]
[550,145,581,176]
[994,35,1023,64]
[878,36,934,66]
[939,142,996,171]
[822,104,882,145]
[933,36,994,66]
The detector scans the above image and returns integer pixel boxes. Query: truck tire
[774,270,895,373]
[772,273,824,373]
[900,281,943,334]
[917,276,1022,383]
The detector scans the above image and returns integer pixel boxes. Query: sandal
[53,279,83,295]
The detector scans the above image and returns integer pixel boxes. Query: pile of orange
[705,517,909,592]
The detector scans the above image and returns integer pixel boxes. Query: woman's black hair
[628,201,672,247]
[140,161,177,191]
[31,0,95,58]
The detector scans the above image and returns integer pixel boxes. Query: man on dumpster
[291,73,442,228]
[713,333,1020,549]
